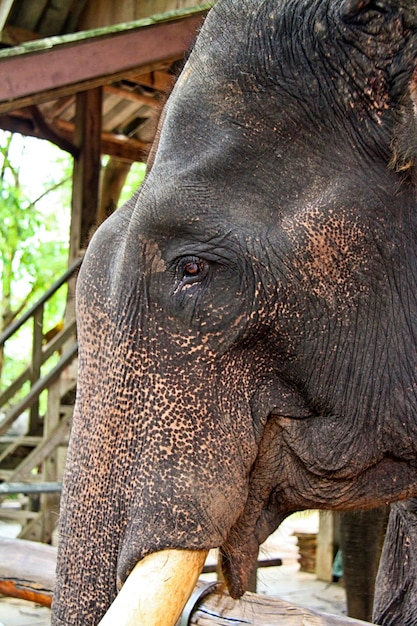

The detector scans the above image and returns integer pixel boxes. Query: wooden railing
[0,256,82,434]
[0,257,82,542]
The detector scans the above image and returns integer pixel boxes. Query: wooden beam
[56,118,151,161]
[0,110,150,161]
[104,84,160,108]
[190,583,371,625]
[0,537,56,607]
[0,9,210,114]
[0,25,40,45]
[131,69,177,92]
[27,105,77,155]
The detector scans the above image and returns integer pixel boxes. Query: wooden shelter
[0,0,213,259]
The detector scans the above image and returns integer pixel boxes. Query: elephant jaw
[98,549,208,626]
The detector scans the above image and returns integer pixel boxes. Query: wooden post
[316,511,339,582]
[98,156,132,223]
[69,87,102,263]
[28,304,43,434]
[66,86,102,362]
[41,378,63,544]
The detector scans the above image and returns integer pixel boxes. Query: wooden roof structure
[0,1,213,256]
[0,2,213,162]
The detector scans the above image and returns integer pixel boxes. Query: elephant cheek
[116,473,251,588]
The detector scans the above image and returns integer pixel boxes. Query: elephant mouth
[98,549,209,626]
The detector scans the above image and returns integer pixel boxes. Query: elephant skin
[52,0,417,624]
[373,499,417,625]
[340,507,389,621]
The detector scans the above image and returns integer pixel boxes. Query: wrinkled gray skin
[53,0,417,624]
[373,499,417,625]
[340,508,389,621]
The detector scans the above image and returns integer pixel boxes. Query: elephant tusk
[97,549,209,626]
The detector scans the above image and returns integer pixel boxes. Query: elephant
[340,507,389,622]
[52,0,417,624]
[373,498,417,625]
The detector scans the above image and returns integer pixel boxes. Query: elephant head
[53,0,417,623]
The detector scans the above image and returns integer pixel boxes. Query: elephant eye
[184,258,206,277]
[175,256,210,292]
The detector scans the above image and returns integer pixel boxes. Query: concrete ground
[0,511,347,625]
[259,512,346,616]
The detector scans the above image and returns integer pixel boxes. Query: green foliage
[0,131,72,389]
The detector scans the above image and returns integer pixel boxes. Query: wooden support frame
[69,88,103,260]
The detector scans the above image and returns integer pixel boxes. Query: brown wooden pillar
[69,87,103,263]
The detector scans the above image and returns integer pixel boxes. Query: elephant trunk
[98,549,208,626]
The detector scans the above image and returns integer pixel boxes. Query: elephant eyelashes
[174,256,210,293]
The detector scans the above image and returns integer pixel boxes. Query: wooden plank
[57,118,150,160]
[102,99,141,132]
[0,509,38,521]
[29,305,44,433]
[3,413,71,481]
[0,344,77,437]
[134,69,176,91]
[191,584,372,625]
[41,94,74,121]
[0,436,42,445]
[0,537,55,606]
[0,25,40,45]
[0,481,62,494]
[0,8,210,114]
[0,321,76,408]
[42,377,64,543]
[0,112,150,161]
[104,84,160,108]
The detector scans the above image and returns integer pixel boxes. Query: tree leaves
[0,131,71,386]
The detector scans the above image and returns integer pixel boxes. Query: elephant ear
[340,0,392,23]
